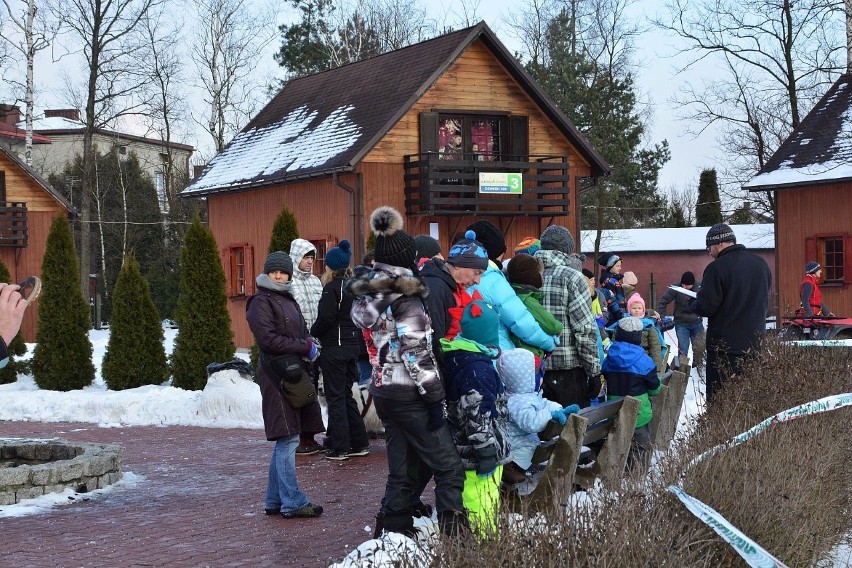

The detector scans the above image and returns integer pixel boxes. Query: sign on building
[479,172,523,194]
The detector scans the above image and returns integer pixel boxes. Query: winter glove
[550,404,581,425]
[306,338,321,362]
[475,447,498,478]
[426,400,447,432]
[550,409,568,425]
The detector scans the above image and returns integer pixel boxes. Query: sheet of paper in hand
[669,285,697,299]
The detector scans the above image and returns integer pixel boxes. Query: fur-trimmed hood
[345,262,429,299]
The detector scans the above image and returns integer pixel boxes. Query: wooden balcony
[0,202,28,247]
[403,153,570,217]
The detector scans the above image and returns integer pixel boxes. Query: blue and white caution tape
[667,486,788,568]
[685,393,852,472]
[669,392,852,568]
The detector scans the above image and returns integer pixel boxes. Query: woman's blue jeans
[265,434,309,513]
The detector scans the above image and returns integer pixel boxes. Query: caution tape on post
[668,392,852,568]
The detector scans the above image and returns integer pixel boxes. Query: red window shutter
[844,235,852,284]
[244,245,256,295]
[221,247,233,296]
[805,237,817,262]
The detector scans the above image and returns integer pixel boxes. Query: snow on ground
[0,328,263,429]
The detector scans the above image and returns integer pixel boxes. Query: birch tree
[52,0,161,301]
[0,0,56,165]
[192,0,276,153]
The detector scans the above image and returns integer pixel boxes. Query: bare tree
[191,0,277,153]
[52,0,162,300]
[0,0,56,165]
[140,4,189,212]
[655,0,845,219]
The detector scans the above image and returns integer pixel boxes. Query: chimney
[0,104,21,126]
[193,164,206,179]
[44,109,81,121]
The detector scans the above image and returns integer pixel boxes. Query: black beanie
[466,220,506,263]
[705,223,736,247]
[616,316,644,346]
[370,206,417,269]
[507,253,543,289]
[680,271,695,286]
[414,234,441,260]
[263,251,293,277]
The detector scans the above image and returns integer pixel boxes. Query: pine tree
[268,205,300,254]
[32,216,95,391]
[0,259,27,384]
[696,169,723,226]
[171,213,234,390]
[102,255,168,390]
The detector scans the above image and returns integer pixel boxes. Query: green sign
[479,172,523,194]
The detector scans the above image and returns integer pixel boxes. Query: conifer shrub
[0,258,28,384]
[102,255,168,390]
[170,213,234,390]
[249,342,259,382]
[32,216,95,391]
[696,168,723,226]
[268,205,299,254]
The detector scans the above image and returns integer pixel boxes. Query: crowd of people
[247,212,776,538]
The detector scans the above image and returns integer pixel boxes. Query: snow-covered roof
[579,224,775,253]
[745,75,852,190]
[182,22,609,197]
[28,116,83,130]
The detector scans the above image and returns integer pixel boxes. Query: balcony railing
[0,202,28,247]
[403,153,570,217]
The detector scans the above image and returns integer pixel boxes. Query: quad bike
[778,315,852,341]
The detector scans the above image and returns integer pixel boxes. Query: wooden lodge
[0,146,75,341]
[744,74,852,318]
[183,22,610,348]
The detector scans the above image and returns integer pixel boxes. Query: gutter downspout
[333,171,364,263]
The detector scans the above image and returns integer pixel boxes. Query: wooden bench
[513,396,640,506]
[648,368,689,449]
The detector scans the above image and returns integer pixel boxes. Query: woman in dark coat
[246,251,325,519]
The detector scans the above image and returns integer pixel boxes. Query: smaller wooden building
[744,74,852,318]
[0,146,75,341]
[183,22,610,348]
[579,224,776,310]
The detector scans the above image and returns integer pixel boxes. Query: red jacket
[800,274,824,316]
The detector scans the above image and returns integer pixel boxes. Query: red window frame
[222,243,255,298]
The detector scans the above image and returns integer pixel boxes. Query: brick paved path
[0,421,388,567]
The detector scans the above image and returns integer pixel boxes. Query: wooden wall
[208,176,355,348]
[364,39,592,237]
[775,183,852,316]
[0,151,72,341]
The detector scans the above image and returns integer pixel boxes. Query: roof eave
[0,146,76,214]
[744,175,852,192]
[181,165,355,198]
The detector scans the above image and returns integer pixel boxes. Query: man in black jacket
[689,224,772,403]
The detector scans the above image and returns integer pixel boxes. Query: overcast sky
[10,0,719,192]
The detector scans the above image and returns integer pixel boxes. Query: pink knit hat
[627,292,645,311]
[623,271,638,286]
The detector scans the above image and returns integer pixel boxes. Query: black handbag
[266,353,317,408]
[269,353,306,381]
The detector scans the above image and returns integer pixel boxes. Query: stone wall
[0,438,123,505]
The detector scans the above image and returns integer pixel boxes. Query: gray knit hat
[616,316,644,346]
[805,261,821,275]
[540,225,575,253]
[263,251,293,277]
[705,223,736,247]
